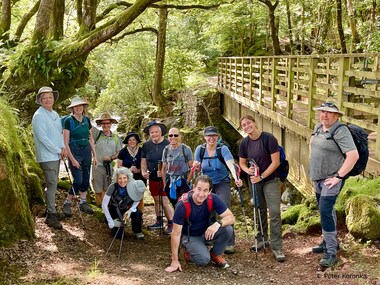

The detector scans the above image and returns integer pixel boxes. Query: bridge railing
[218,54,380,163]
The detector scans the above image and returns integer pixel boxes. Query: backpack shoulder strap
[182,144,189,164]
[207,193,213,213]
[261,132,271,155]
[181,190,193,221]
[95,131,102,144]
[199,143,206,164]
[215,143,227,166]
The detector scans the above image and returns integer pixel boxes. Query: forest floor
[1,186,380,285]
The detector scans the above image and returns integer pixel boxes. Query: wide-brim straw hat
[66,96,89,110]
[127,180,146,201]
[35,86,59,105]
[313,101,344,116]
[123,132,141,144]
[143,121,167,136]
[95,113,118,125]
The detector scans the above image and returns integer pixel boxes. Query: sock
[64,200,72,205]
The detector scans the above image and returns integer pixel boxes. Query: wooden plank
[342,102,379,115]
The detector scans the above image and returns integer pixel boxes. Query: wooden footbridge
[217,53,380,196]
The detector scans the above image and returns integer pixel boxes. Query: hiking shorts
[149,180,167,197]
[92,165,112,193]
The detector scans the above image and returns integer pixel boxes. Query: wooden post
[286,57,294,118]
[337,56,350,115]
[308,56,317,129]
[271,57,278,110]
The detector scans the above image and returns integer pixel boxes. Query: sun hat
[204,126,219,136]
[127,180,146,201]
[35,86,59,105]
[95,113,118,125]
[66,96,89,110]
[313,101,344,116]
[123,132,141,144]
[143,121,167,136]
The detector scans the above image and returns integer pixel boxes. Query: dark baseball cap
[204,126,218,136]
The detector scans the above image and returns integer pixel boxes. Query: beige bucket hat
[313,101,344,116]
[35,86,59,105]
[66,96,89,110]
[95,113,118,125]
[127,180,146,201]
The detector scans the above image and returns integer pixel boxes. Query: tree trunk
[346,0,360,52]
[336,0,347,53]
[0,0,11,41]
[50,0,65,40]
[151,7,168,109]
[259,0,281,55]
[285,0,294,54]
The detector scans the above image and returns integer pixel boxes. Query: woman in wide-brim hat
[117,131,146,184]
[62,96,97,217]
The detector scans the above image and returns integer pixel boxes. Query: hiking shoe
[147,220,163,230]
[319,253,338,267]
[79,202,94,214]
[210,251,229,269]
[165,224,173,235]
[224,245,235,254]
[43,209,66,220]
[272,249,286,262]
[134,232,145,240]
[184,248,191,262]
[45,213,63,230]
[312,240,340,253]
[250,241,270,252]
[63,202,73,217]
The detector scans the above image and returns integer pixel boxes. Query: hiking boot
[63,202,73,217]
[79,202,94,214]
[165,224,173,235]
[45,213,63,230]
[319,253,338,267]
[43,209,66,220]
[134,232,145,240]
[272,249,286,262]
[210,251,229,269]
[312,240,340,254]
[184,248,191,262]
[250,241,270,252]
[147,220,163,230]
[224,245,235,254]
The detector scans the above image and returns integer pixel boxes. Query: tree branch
[111,27,158,42]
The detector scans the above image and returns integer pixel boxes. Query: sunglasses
[320,102,338,109]
[168,134,179,137]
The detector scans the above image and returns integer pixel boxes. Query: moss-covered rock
[281,204,303,225]
[0,98,41,246]
[346,194,380,241]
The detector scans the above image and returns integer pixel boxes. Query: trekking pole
[106,207,126,259]
[248,159,266,259]
[104,160,112,186]
[233,163,249,238]
[63,160,86,229]
[157,160,164,235]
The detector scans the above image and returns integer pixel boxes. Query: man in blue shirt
[165,175,235,272]
[32,87,65,230]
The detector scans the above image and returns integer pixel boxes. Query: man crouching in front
[165,175,235,272]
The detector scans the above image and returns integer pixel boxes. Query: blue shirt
[173,193,227,236]
[194,144,233,184]
[32,107,64,163]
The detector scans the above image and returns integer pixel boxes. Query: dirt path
[1,191,379,285]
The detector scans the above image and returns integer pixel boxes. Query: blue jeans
[314,179,344,255]
[68,143,92,194]
[182,225,233,266]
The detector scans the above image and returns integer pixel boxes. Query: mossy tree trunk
[0,0,157,122]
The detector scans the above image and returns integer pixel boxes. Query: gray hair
[112,167,133,183]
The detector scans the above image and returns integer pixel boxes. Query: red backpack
[178,190,213,221]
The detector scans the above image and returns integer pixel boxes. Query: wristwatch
[216,220,223,227]
[260,175,264,180]
[333,173,344,179]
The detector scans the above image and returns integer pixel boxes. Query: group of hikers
[32,86,359,271]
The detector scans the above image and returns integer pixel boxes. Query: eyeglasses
[101,122,111,125]
[320,102,338,109]
[168,134,179,137]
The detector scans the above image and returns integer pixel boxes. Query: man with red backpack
[165,175,235,272]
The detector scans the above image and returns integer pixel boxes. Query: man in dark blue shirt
[165,175,235,272]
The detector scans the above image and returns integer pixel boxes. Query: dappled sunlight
[63,223,86,240]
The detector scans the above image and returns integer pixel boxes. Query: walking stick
[106,218,126,259]
[63,160,86,229]
[233,163,249,238]
[248,159,266,259]
[157,160,164,235]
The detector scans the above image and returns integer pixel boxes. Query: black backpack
[330,124,369,178]
[199,142,227,166]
